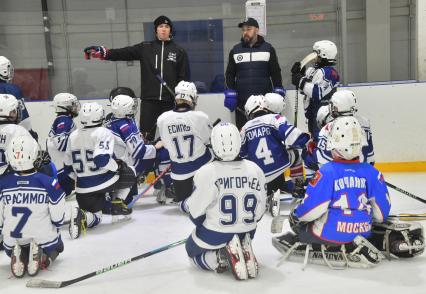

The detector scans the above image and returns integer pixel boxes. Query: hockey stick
[386,181,426,204]
[127,164,172,209]
[155,74,176,97]
[26,239,186,288]
[389,213,426,221]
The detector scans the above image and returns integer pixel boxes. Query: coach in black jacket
[84,15,189,140]
[225,18,285,129]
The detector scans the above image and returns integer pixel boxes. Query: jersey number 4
[220,193,258,226]
[255,138,274,165]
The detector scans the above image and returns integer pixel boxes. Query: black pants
[235,107,248,130]
[76,163,136,213]
[173,177,194,202]
[267,174,285,195]
[140,100,175,141]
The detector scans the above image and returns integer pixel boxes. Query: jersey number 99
[220,193,258,226]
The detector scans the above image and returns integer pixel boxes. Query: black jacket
[106,39,189,101]
[225,36,282,106]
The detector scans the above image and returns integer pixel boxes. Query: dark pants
[140,100,175,141]
[267,174,285,195]
[235,107,247,130]
[173,177,194,202]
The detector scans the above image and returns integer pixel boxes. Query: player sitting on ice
[0,56,38,140]
[183,122,267,280]
[0,94,32,175]
[303,90,375,174]
[157,81,213,204]
[105,94,163,206]
[290,40,339,139]
[46,93,80,196]
[240,94,310,216]
[273,117,390,269]
[64,103,136,239]
[0,135,66,278]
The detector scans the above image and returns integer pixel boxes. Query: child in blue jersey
[47,93,80,195]
[291,41,340,139]
[105,94,163,206]
[273,117,390,269]
[183,122,267,280]
[0,56,38,140]
[0,135,66,278]
[240,94,310,215]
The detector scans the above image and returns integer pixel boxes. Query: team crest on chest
[167,52,176,62]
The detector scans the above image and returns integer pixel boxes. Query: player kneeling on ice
[182,123,267,280]
[0,135,66,278]
[46,93,80,196]
[273,117,391,269]
[157,81,213,204]
[63,103,136,239]
[240,94,310,217]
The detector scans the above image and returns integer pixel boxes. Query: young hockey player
[291,40,339,138]
[0,94,31,175]
[303,90,375,172]
[0,135,66,278]
[105,86,138,126]
[240,95,310,215]
[157,81,213,203]
[0,56,38,140]
[273,117,391,269]
[64,102,136,239]
[183,122,267,280]
[46,93,80,195]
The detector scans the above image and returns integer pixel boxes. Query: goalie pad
[272,233,384,270]
[371,221,425,258]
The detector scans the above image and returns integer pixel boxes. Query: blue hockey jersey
[105,116,156,174]
[294,160,391,244]
[0,172,65,252]
[240,113,309,182]
[0,82,32,131]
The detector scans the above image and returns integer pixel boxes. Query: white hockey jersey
[157,109,213,180]
[65,126,127,194]
[185,160,267,249]
[0,123,31,174]
[0,172,65,250]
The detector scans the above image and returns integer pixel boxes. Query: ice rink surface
[1,172,425,294]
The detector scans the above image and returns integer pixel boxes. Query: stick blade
[26,278,62,288]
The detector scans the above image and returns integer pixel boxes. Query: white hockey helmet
[175,80,198,106]
[0,94,20,122]
[79,102,104,127]
[244,95,267,118]
[316,105,333,128]
[7,135,39,171]
[53,93,80,116]
[327,116,364,160]
[329,90,357,117]
[210,122,241,161]
[264,92,286,114]
[313,40,337,62]
[111,94,136,118]
[0,56,14,82]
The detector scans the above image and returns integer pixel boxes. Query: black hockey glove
[290,62,301,74]
[34,151,51,170]
[291,72,305,87]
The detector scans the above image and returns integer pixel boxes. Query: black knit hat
[154,15,173,32]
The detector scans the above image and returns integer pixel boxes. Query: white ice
[1,172,425,294]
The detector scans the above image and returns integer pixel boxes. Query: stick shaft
[386,181,426,204]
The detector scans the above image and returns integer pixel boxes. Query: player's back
[47,115,76,170]
[190,159,267,234]
[67,126,122,193]
[0,172,65,247]
[304,161,390,243]
[240,113,293,182]
[157,110,212,179]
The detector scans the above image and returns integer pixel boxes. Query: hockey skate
[11,243,26,278]
[241,233,258,278]
[268,190,281,217]
[219,234,248,280]
[155,184,177,205]
[27,240,43,276]
[69,206,86,240]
